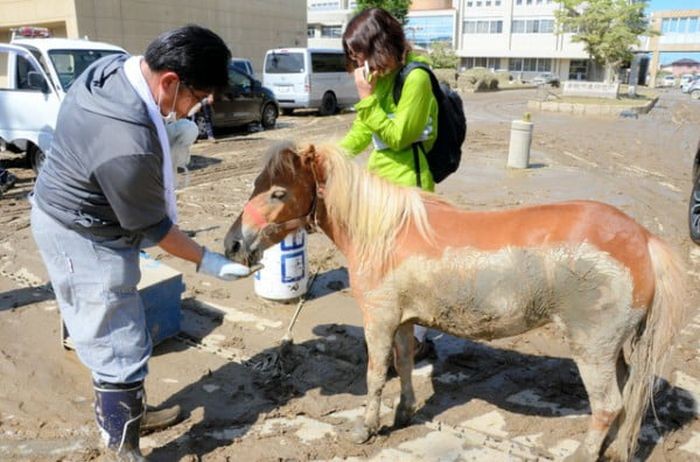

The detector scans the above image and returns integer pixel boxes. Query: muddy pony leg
[393,323,416,428]
[352,318,396,444]
[565,356,623,462]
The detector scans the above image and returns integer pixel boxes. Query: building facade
[456,0,604,81]
[0,0,307,74]
[307,0,603,81]
[307,0,355,49]
[646,9,700,86]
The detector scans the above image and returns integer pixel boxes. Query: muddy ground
[1,88,699,462]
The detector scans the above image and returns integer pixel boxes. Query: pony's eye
[271,189,287,201]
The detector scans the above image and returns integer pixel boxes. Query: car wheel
[318,92,337,116]
[28,144,45,174]
[690,174,700,244]
[281,108,294,116]
[261,103,278,129]
[691,90,700,101]
[194,114,208,138]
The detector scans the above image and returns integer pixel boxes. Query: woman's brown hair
[342,8,410,74]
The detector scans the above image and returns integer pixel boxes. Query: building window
[661,16,700,34]
[405,15,455,48]
[508,58,551,72]
[569,59,588,80]
[308,1,341,11]
[464,57,499,70]
[463,19,504,34]
[540,20,554,33]
[689,17,699,33]
[526,19,539,33]
[516,0,522,4]
[321,25,342,38]
[307,26,316,38]
[512,19,556,34]
[466,1,473,6]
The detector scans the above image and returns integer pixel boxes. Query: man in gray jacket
[31,25,246,460]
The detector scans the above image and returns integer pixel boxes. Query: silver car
[681,75,699,93]
[686,78,700,100]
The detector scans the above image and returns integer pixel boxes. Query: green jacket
[340,54,437,192]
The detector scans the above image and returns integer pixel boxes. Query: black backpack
[393,62,467,185]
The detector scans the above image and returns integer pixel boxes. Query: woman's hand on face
[353,66,375,99]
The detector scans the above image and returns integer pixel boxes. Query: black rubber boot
[94,381,145,461]
[141,403,182,434]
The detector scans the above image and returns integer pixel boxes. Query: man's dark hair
[342,8,409,74]
[145,25,231,92]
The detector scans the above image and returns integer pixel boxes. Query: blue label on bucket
[281,230,305,250]
[281,249,306,283]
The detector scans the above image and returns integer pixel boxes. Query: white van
[0,28,126,172]
[263,48,357,115]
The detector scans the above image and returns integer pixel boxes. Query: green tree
[354,0,412,25]
[429,41,458,69]
[554,0,655,83]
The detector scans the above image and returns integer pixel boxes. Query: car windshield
[265,52,305,73]
[48,49,125,90]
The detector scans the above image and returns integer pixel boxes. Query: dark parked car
[195,65,278,135]
[689,140,700,243]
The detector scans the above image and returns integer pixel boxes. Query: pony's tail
[612,236,688,459]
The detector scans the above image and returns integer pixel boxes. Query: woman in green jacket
[340,7,436,358]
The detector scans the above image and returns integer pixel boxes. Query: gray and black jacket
[33,54,172,245]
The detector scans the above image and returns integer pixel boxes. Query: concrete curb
[527,96,659,117]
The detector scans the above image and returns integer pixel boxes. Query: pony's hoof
[350,425,371,444]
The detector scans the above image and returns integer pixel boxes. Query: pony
[224,143,687,461]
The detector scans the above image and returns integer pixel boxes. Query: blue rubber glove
[198,247,252,281]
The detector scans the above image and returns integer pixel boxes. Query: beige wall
[0,0,76,41]
[0,0,306,74]
[72,0,306,74]
[413,0,453,10]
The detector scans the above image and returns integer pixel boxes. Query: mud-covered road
[1,88,699,461]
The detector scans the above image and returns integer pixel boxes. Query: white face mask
[158,81,180,125]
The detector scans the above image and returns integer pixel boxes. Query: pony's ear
[298,144,317,166]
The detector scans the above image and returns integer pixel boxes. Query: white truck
[0,28,126,172]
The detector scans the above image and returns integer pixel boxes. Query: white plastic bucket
[254,228,308,301]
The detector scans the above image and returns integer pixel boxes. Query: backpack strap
[412,144,422,189]
[393,62,440,188]
[392,62,444,106]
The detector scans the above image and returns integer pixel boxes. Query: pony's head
[224,142,319,265]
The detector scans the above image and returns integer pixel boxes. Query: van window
[15,55,44,90]
[311,52,346,73]
[265,52,305,74]
[48,49,124,90]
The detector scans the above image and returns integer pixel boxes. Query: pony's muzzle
[224,220,246,263]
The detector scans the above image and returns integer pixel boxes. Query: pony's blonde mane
[313,144,435,273]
